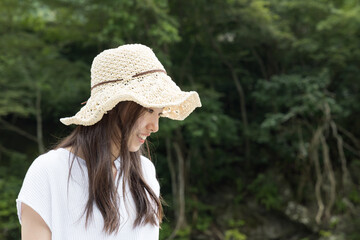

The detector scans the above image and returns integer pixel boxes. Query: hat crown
[90,44,165,88]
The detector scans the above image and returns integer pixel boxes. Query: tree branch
[330,121,352,190]
[0,118,38,143]
[309,127,324,224]
[166,137,178,220]
[166,141,187,240]
[320,133,336,221]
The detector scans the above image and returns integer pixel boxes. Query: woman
[16,44,201,240]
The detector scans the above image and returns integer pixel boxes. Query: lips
[139,135,147,140]
[137,133,150,143]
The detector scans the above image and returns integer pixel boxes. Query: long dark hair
[56,101,163,234]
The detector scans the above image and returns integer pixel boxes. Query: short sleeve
[140,156,160,197]
[16,155,52,230]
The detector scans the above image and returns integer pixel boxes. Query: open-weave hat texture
[60,44,201,126]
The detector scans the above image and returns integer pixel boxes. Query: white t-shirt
[16,148,160,240]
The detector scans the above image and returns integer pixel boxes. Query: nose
[147,115,159,133]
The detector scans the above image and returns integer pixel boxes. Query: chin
[128,145,141,152]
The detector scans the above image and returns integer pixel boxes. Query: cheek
[127,135,137,152]
[131,122,141,135]
[127,125,140,148]
[134,117,147,130]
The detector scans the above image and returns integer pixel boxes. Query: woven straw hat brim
[60,73,201,126]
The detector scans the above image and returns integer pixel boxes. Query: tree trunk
[320,134,336,221]
[208,36,250,161]
[173,142,187,226]
[36,85,45,154]
[166,138,178,220]
[166,141,187,240]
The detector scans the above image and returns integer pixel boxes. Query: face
[127,107,163,152]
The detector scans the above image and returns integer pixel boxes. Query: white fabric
[16,148,160,240]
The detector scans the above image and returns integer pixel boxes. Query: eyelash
[147,108,163,116]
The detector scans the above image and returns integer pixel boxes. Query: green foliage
[1,0,360,239]
[330,217,340,229]
[0,177,21,240]
[157,85,240,191]
[250,70,346,166]
[159,222,191,240]
[225,229,247,240]
[348,189,360,205]
[224,219,247,240]
[186,196,215,232]
[248,174,282,210]
[334,198,347,213]
[234,178,245,204]
[228,219,245,228]
[319,230,332,237]
[195,215,212,232]
[175,226,191,239]
[253,70,339,127]
[346,218,360,240]
[0,151,28,178]
[159,222,172,240]
[0,150,27,240]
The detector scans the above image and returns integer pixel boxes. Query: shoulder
[26,148,71,177]
[17,149,71,228]
[140,156,160,196]
[140,155,156,175]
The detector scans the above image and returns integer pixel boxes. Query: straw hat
[60,44,201,126]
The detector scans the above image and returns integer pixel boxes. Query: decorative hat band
[90,69,167,91]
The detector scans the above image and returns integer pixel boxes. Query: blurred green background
[1,0,360,239]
